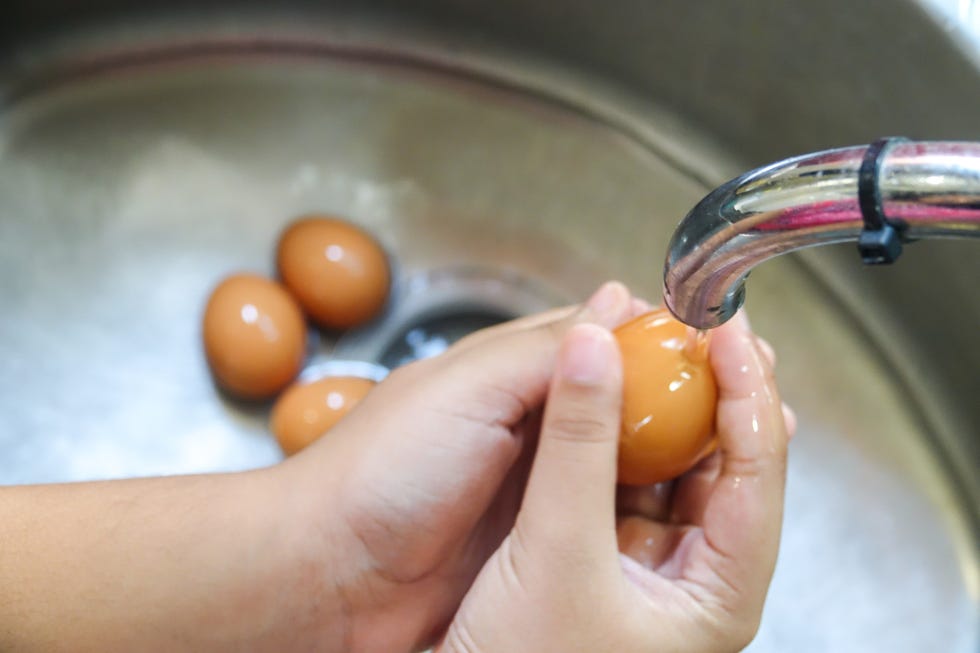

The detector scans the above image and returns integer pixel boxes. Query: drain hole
[379,306,514,368]
[331,266,564,370]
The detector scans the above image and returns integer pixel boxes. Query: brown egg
[202,274,306,400]
[614,308,718,486]
[270,376,376,455]
[276,216,391,330]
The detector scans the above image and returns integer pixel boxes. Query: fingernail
[560,324,615,385]
[585,281,628,318]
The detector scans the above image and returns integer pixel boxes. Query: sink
[0,2,977,651]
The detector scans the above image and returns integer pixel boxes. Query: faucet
[663,139,980,329]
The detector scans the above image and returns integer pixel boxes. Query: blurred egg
[614,308,718,486]
[270,375,376,455]
[276,216,391,330]
[202,274,306,400]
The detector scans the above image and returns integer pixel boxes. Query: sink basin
[1,2,976,651]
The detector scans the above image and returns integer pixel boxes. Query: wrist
[259,459,361,653]
[278,448,441,653]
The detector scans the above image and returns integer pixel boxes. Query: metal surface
[664,141,980,329]
[0,4,977,652]
[334,265,561,366]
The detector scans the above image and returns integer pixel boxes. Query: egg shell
[270,375,376,455]
[202,274,306,401]
[276,216,391,330]
[614,309,718,486]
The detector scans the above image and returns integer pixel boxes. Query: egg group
[201,215,391,454]
[614,308,718,486]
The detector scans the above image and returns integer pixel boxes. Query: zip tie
[858,137,909,265]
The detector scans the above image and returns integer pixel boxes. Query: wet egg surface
[614,308,718,485]
[270,376,375,455]
[202,274,306,400]
[276,216,391,330]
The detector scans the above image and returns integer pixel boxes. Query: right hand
[436,311,793,653]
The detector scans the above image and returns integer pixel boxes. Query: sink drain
[332,266,562,368]
[377,307,511,368]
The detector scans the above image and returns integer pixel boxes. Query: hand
[278,282,647,652]
[434,312,794,652]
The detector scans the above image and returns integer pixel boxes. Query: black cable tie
[858,137,909,265]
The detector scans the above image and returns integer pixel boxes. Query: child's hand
[434,312,792,653]
[279,282,646,652]
[0,280,790,653]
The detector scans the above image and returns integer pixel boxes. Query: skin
[437,310,791,653]
[0,282,794,652]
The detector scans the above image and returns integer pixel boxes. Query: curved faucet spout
[663,140,980,329]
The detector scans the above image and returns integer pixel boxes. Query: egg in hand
[614,308,718,486]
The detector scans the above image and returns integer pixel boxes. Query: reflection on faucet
[663,141,980,329]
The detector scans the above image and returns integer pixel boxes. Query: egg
[202,274,306,400]
[270,375,376,455]
[614,308,718,486]
[276,216,391,330]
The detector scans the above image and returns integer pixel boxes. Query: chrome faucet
[663,139,980,329]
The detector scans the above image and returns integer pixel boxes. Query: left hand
[278,282,644,652]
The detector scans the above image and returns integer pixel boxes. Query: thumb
[518,323,623,556]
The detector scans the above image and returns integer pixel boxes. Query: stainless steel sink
[1,2,977,651]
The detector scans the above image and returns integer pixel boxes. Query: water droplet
[683,327,711,362]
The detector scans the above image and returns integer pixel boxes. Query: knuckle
[541,313,572,342]
[546,411,617,444]
[720,451,768,479]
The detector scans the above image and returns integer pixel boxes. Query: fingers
[668,450,722,526]
[630,297,654,318]
[616,482,674,522]
[517,324,623,559]
[616,515,678,570]
[451,283,655,355]
[740,319,798,440]
[782,403,798,439]
[690,310,789,607]
[755,336,776,368]
[450,305,579,351]
[429,282,633,428]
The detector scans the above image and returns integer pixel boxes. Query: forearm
[0,468,348,652]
